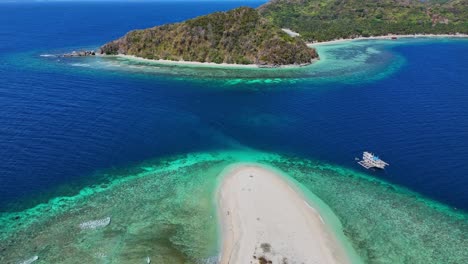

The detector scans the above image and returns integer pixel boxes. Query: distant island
[99,0,467,66]
[259,0,468,42]
[100,7,318,67]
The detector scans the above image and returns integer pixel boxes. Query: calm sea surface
[1,0,467,214]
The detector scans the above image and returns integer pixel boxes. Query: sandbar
[217,164,354,264]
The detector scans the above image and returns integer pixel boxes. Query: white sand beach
[115,54,260,68]
[309,33,468,46]
[217,164,352,264]
[99,54,315,69]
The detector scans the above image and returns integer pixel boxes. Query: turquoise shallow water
[33,38,405,87]
[1,151,466,263]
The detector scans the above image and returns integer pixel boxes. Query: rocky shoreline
[62,50,96,57]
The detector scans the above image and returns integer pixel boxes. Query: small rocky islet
[62,50,96,57]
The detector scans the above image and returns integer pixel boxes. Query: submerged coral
[0,151,466,263]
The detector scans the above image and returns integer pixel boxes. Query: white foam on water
[18,255,38,264]
[71,63,91,68]
[79,216,111,230]
[198,255,219,264]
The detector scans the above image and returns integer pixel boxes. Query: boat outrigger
[357,151,389,169]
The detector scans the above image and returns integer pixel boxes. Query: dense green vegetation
[259,0,468,41]
[101,7,317,66]
[101,1,466,64]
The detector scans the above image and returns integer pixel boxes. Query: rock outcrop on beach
[259,0,468,42]
[62,50,95,57]
[100,7,318,66]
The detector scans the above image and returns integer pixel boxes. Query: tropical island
[98,0,467,67]
[100,7,318,67]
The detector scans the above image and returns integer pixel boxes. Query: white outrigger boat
[357,151,389,169]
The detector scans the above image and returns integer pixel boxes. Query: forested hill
[100,7,317,66]
[258,0,468,41]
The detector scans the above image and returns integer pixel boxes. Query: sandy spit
[217,164,354,264]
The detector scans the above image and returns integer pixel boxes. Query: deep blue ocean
[0,0,467,216]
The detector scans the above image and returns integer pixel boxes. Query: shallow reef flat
[270,158,468,263]
[1,151,467,263]
[30,38,411,87]
[28,38,465,88]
